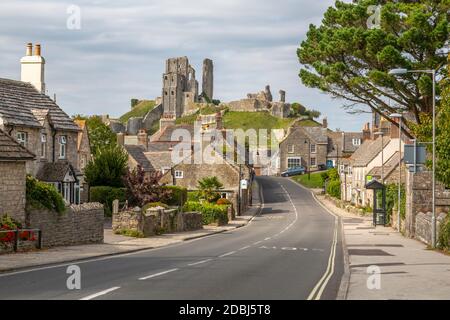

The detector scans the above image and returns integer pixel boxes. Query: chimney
[137,129,148,148]
[322,117,328,129]
[117,133,125,147]
[362,122,371,141]
[26,43,33,56]
[390,118,400,139]
[20,42,46,93]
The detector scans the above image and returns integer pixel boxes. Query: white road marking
[187,259,212,266]
[139,268,179,280]
[80,287,120,300]
[219,251,236,258]
[264,237,272,241]
[239,246,251,251]
[253,241,262,245]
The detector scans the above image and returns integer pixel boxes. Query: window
[59,135,67,159]
[16,132,27,146]
[41,133,47,158]
[348,166,353,176]
[288,144,295,154]
[80,155,87,170]
[310,144,317,154]
[287,157,301,169]
[175,170,184,179]
[310,157,317,166]
[352,138,361,146]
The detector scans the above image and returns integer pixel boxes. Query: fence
[0,228,42,253]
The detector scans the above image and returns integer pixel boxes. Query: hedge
[90,186,127,216]
[326,180,341,199]
[183,201,229,225]
[438,213,450,251]
[163,186,188,206]
[26,176,65,214]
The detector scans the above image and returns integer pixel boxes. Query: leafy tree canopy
[73,115,117,154]
[298,0,449,128]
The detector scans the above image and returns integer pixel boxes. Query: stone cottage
[0,44,84,204]
[0,129,35,223]
[279,122,328,173]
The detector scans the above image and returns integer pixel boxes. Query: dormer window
[17,132,27,147]
[59,135,67,159]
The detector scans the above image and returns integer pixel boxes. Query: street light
[304,139,311,180]
[390,113,404,232]
[374,131,385,184]
[389,67,437,248]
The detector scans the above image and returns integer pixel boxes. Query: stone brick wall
[113,207,203,237]
[0,161,27,223]
[26,203,104,248]
[405,170,450,243]
[414,212,447,246]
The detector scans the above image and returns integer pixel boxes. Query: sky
[0,0,371,131]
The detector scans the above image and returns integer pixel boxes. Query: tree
[197,177,224,203]
[123,165,172,207]
[84,144,128,187]
[73,115,117,155]
[298,0,449,129]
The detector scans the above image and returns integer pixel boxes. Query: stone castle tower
[162,56,214,119]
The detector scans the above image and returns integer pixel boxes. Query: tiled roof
[155,124,195,142]
[124,145,154,172]
[36,162,80,182]
[0,78,80,131]
[0,129,35,160]
[350,136,391,167]
[302,127,328,144]
[368,152,403,178]
[144,152,176,171]
[148,141,191,152]
[327,131,364,157]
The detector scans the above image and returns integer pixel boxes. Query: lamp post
[374,131,385,184]
[305,139,311,180]
[389,68,437,248]
[390,113,404,232]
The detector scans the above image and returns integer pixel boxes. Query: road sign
[404,144,427,165]
[240,179,248,190]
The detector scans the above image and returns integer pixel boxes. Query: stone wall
[0,161,27,223]
[26,202,104,248]
[142,103,163,132]
[113,207,203,237]
[405,170,450,244]
[414,212,447,246]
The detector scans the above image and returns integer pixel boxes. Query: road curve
[0,176,344,300]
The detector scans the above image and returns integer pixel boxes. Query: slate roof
[155,124,195,142]
[302,126,328,144]
[0,78,80,131]
[144,152,176,171]
[368,152,402,178]
[148,141,191,152]
[327,131,364,157]
[124,145,154,172]
[36,162,80,182]
[0,129,35,160]
[350,136,391,167]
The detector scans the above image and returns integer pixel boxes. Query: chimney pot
[26,43,33,56]
[35,44,41,56]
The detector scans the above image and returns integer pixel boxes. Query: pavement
[316,193,450,300]
[0,176,343,300]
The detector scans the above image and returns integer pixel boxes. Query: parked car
[318,164,327,171]
[281,166,306,177]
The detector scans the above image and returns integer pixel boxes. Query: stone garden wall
[26,203,104,248]
[113,207,202,237]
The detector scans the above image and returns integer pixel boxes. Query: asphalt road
[0,176,344,300]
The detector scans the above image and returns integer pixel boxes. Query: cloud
[0,0,370,131]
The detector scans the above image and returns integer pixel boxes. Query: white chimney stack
[20,43,46,93]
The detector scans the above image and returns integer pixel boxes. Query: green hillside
[119,100,156,123]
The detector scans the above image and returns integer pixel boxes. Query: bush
[26,176,66,214]
[217,198,231,205]
[163,186,188,206]
[85,144,128,187]
[438,213,450,251]
[142,202,169,212]
[114,229,144,238]
[187,191,202,202]
[90,186,126,216]
[326,180,341,199]
[384,184,406,224]
[183,201,229,225]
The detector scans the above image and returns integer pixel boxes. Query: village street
[0,177,344,300]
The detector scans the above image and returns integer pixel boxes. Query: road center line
[219,251,236,258]
[239,245,251,251]
[188,259,212,266]
[80,287,120,300]
[139,268,179,280]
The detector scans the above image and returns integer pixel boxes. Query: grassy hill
[119,100,156,123]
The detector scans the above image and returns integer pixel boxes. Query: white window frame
[352,138,361,146]
[287,157,301,169]
[175,170,184,179]
[59,135,67,159]
[310,144,317,154]
[17,132,27,146]
[41,133,47,158]
[288,144,295,154]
